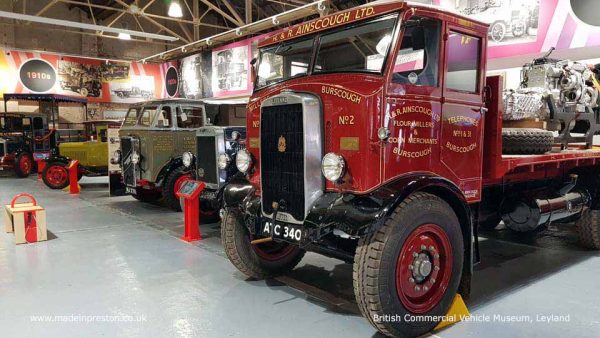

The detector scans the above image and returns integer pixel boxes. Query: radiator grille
[120,137,136,187]
[261,103,305,221]
[196,136,218,185]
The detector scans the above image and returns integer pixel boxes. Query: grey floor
[1,174,599,337]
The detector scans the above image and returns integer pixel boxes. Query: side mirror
[412,27,425,51]
[250,57,257,85]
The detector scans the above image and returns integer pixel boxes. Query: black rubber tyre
[162,166,191,211]
[576,208,600,249]
[42,162,70,189]
[502,128,554,155]
[132,188,162,203]
[221,208,305,279]
[14,152,34,178]
[353,192,464,337]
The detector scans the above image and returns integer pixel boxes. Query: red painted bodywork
[246,2,600,205]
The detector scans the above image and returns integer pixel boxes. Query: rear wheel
[163,166,192,211]
[14,152,33,178]
[42,162,69,189]
[576,208,600,249]
[221,208,305,279]
[353,192,463,337]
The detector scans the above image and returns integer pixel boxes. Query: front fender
[156,157,185,186]
[223,178,256,208]
[305,172,471,237]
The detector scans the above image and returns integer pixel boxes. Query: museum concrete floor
[1,175,599,337]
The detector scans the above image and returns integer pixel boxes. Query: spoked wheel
[14,153,34,178]
[163,166,192,211]
[42,162,69,189]
[221,208,305,279]
[490,21,506,43]
[354,192,463,337]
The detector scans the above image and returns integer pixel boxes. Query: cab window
[446,32,481,93]
[177,106,204,129]
[156,106,172,128]
[123,107,141,126]
[138,106,158,126]
[99,128,108,142]
[392,17,441,87]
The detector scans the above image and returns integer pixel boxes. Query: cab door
[383,14,443,182]
[175,105,205,156]
[440,25,486,203]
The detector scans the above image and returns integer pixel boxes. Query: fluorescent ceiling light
[118,32,131,40]
[0,10,178,41]
[168,0,183,18]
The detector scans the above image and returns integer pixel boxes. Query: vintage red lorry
[219,2,600,336]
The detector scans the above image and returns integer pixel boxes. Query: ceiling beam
[198,0,243,27]
[220,0,245,26]
[0,9,179,41]
[245,0,252,24]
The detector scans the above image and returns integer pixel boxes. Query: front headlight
[111,150,121,164]
[182,151,194,167]
[322,152,346,182]
[236,149,252,173]
[217,153,231,170]
[131,151,140,165]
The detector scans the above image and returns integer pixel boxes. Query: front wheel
[221,208,305,279]
[490,21,507,42]
[14,152,34,178]
[163,166,192,211]
[42,162,69,189]
[353,192,464,337]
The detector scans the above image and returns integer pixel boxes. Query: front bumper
[226,182,391,245]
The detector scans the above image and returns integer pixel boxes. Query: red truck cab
[221,2,600,336]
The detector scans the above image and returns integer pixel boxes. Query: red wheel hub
[396,223,452,314]
[46,165,68,186]
[19,155,32,174]
[251,234,296,261]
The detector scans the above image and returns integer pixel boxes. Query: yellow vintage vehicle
[42,120,121,189]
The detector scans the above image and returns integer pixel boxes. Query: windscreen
[123,107,141,126]
[255,13,398,90]
[314,15,397,74]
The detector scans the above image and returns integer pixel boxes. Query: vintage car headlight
[217,153,231,170]
[322,152,346,182]
[182,151,194,167]
[236,149,252,173]
[131,151,140,165]
[111,150,121,164]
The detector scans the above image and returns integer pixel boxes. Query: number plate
[126,186,136,195]
[261,220,303,243]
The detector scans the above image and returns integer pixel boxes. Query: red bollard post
[176,180,206,242]
[68,160,80,194]
[37,160,46,181]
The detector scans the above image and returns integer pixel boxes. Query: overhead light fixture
[118,22,132,40]
[168,0,183,18]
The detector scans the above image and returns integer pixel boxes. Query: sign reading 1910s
[19,59,57,93]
